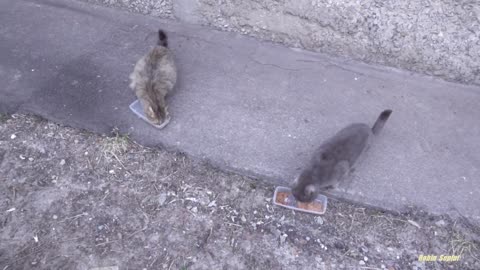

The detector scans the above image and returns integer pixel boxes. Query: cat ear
[305,184,316,196]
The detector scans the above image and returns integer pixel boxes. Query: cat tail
[371,109,392,135]
[157,29,168,47]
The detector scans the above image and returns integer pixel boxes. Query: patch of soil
[0,114,479,270]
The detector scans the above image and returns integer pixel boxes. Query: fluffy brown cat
[129,29,177,126]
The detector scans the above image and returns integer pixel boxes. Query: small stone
[84,151,88,156]
[28,157,34,161]
[10,134,16,139]
[191,207,198,213]
[19,155,26,160]
[207,200,216,207]
[359,260,366,265]
[381,264,386,269]
[53,215,58,220]
[315,216,324,225]
[74,139,79,144]
[60,159,66,166]
[241,215,247,222]
[158,193,167,206]
[435,220,446,227]
[109,170,115,174]
[364,256,368,262]
[306,236,310,241]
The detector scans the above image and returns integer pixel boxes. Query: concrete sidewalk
[1,0,479,223]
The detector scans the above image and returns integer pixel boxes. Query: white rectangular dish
[273,186,328,215]
[129,99,170,129]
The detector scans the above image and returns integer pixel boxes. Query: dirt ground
[0,114,479,270]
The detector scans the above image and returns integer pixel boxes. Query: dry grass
[101,128,130,157]
[449,232,480,262]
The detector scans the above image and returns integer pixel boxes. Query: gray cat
[291,110,393,202]
[129,29,177,126]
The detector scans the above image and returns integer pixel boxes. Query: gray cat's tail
[157,29,168,47]
[372,109,392,135]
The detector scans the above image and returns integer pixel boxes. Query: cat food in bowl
[273,186,327,215]
[130,99,170,129]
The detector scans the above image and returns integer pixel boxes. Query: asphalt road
[1,0,479,224]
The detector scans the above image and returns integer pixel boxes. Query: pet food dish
[273,186,327,215]
[129,99,170,129]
